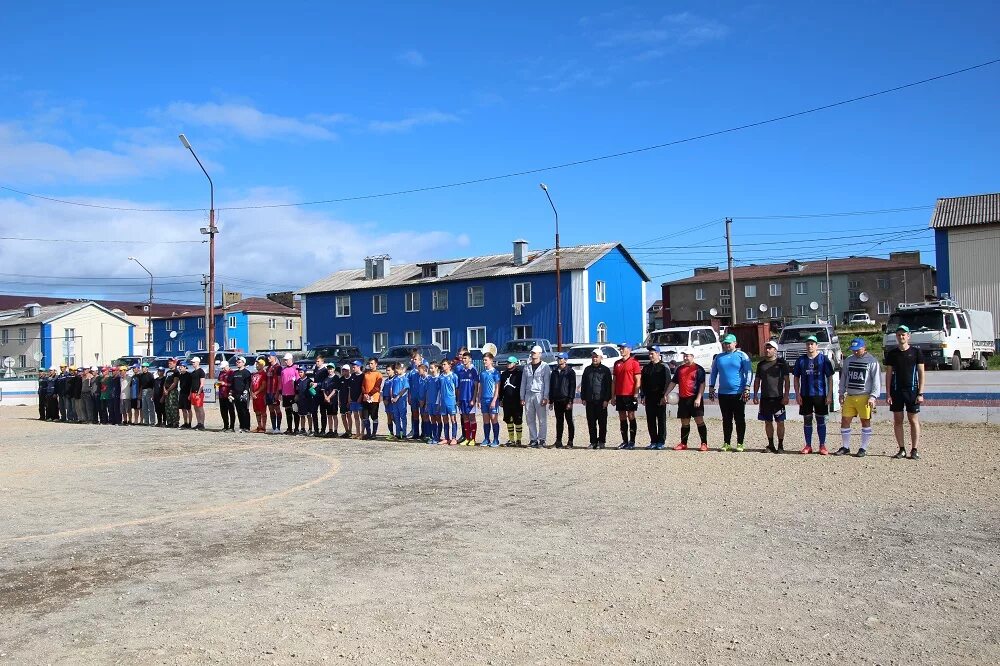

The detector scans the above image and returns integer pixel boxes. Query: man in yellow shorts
[836,338,881,457]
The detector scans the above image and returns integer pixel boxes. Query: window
[226,337,236,350]
[695,288,705,301]
[165,340,173,352]
[178,340,186,352]
[430,289,448,310]
[467,286,485,308]
[796,304,807,316]
[696,310,705,321]
[19,354,26,368]
[720,296,731,307]
[285,319,293,330]
[746,307,758,321]
[721,306,731,316]
[877,278,890,290]
[467,327,486,349]
[268,318,276,329]
[795,281,807,295]
[849,280,861,289]
[877,300,890,315]
[0,330,7,345]
[18,328,26,343]
[744,285,757,298]
[820,280,831,294]
[513,325,533,340]
[166,320,173,331]
[405,292,420,312]
[513,282,531,304]
[178,319,185,331]
[720,288,730,297]
[198,339,206,351]
[404,330,421,345]
[286,339,294,348]
[268,339,276,350]
[596,281,607,303]
[770,306,782,318]
[197,317,204,330]
[432,328,451,352]
[228,316,237,329]
[769,283,781,297]
[336,333,352,346]
[330,294,351,318]
[421,264,438,278]
[62,328,75,365]
[373,294,387,315]
[596,322,607,343]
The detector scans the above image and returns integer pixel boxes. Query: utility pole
[539,183,562,351]
[725,217,737,326]
[825,257,831,324]
[202,274,210,354]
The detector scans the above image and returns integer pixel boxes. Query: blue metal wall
[153,315,224,356]
[587,246,645,345]
[41,323,51,369]
[935,228,950,294]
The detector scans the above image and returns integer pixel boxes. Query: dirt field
[2,404,999,665]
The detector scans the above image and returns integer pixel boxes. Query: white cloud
[368,110,460,134]
[160,102,341,141]
[595,11,729,55]
[397,50,427,68]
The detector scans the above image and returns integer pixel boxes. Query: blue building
[152,297,301,356]
[297,241,650,356]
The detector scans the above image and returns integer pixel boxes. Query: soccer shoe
[818,445,829,456]
[488,441,500,448]
[892,448,907,459]
[645,443,657,450]
[855,448,867,458]
[622,443,636,450]
[699,443,709,452]
[800,446,813,455]
[765,444,778,453]
[617,442,629,449]
[735,443,745,452]
[655,443,667,450]
[720,443,732,452]
[673,443,688,451]
[909,448,920,460]
[833,446,850,456]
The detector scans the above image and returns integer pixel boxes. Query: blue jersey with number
[456,365,479,401]
[439,371,458,408]
[424,375,441,408]
[479,367,500,401]
[792,353,834,397]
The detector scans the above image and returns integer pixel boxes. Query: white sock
[841,428,852,450]
[860,427,872,450]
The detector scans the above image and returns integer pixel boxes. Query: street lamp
[127,256,154,356]
[539,183,562,351]
[178,133,218,378]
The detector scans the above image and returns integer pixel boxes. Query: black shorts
[325,399,339,415]
[798,395,829,416]
[363,402,380,420]
[889,391,921,414]
[676,396,704,419]
[282,395,295,410]
[265,392,278,407]
[615,396,638,413]
[179,394,191,409]
[757,397,787,422]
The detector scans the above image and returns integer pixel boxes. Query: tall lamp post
[178,133,218,378]
[127,256,154,356]
[539,183,562,351]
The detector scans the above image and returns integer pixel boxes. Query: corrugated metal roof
[0,301,135,327]
[298,243,649,294]
[929,192,1000,229]
[665,255,932,286]
[224,297,299,315]
[0,294,202,317]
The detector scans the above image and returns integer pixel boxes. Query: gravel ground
[2,404,999,665]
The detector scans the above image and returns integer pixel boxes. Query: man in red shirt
[266,352,284,433]
[667,349,709,451]
[611,342,642,449]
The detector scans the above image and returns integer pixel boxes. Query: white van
[884,298,995,370]
[632,326,721,371]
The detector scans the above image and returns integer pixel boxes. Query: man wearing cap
[138,363,155,426]
[500,357,524,446]
[188,356,207,431]
[229,356,253,432]
[312,355,330,436]
[37,369,52,420]
[265,352,284,434]
[55,364,69,421]
[337,364,353,437]
[78,367,96,425]
[348,360,365,438]
[709,334,752,452]
[68,366,82,423]
[837,338,881,457]
[163,358,180,428]
[548,351,577,448]
[216,361,235,431]
[884,325,924,460]
[89,366,101,424]
[519,344,552,448]
[753,340,790,453]
[667,349,708,451]
[177,362,192,428]
[792,335,835,455]
[640,347,672,450]
[97,367,113,424]
[129,365,142,425]
[580,348,613,448]
[611,342,643,449]
[153,367,166,426]
[280,353,300,435]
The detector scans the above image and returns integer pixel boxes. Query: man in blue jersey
[884,325,925,460]
[423,363,443,444]
[709,334,752,452]
[439,359,460,445]
[456,351,481,445]
[792,335,835,455]
[407,350,424,440]
[479,352,501,446]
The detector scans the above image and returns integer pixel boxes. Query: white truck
[883,298,995,370]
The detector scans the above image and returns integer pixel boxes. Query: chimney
[889,251,920,265]
[513,239,529,266]
[693,266,720,275]
[223,291,243,308]
[364,254,391,279]
[24,303,41,318]
[266,291,295,308]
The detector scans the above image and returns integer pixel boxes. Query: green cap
[722,333,737,343]
[141,362,150,367]
[805,335,818,343]
[895,324,910,333]
[507,356,519,364]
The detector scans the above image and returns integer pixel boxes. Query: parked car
[883,298,994,370]
[294,344,365,372]
[498,338,557,370]
[377,344,445,370]
[109,355,156,367]
[848,313,875,325]
[554,343,621,379]
[776,323,842,369]
[632,326,721,371]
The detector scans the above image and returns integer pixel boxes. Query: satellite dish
[759,303,768,313]
[33,351,43,362]
[709,307,719,317]
[859,292,870,303]
[2,357,14,368]
[482,343,497,356]
[809,301,819,312]
[213,342,220,352]
[169,330,178,339]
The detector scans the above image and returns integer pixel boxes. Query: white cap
[219,361,230,369]
[341,364,351,370]
[530,345,543,353]
[680,348,695,356]
[90,366,98,372]
[591,348,605,357]
[764,340,779,349]
[283,353,294,361]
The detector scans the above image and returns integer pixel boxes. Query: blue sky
[1,1,998,305]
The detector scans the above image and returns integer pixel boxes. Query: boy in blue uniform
[407,350,424,440]
[456,352,480,445]
[348,360,364,439]
[423,363,442,444]
[390,362,409,440]
[439,359,459,445]
[478,352,501,446]
[792,335,835,455]
[414,363,431,441]
[383,365,397,437]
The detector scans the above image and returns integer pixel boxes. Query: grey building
[663,252,935,326]
[931,192,1000,339]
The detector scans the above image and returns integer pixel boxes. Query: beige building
[223,297,302,353]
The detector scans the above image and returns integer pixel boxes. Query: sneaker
[699,443,709,452]
[528,440,538,448]
[735,443,745,452]
[488,441,500,448]
[554,442,564,449]
[833,447,851,456]
[567,442,574,448]
[590,443,598,449]
[617,442,629,450]
[818,445,829,456]
[855,449,867,458]
[623,443,635,450]
[764,444,778,453]
[655,443,667,450]
[645,443,657,450]
[909,448,920,460]
[777,444,784,452]
[538,441,547,448]
[720,443,732,452]
[800,446,813,455]
[673,443,688,451]
[892,448,907,459]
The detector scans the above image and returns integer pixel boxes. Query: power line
[733,205,933,220]
[2,58,998,213]
[0,236,203,244]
